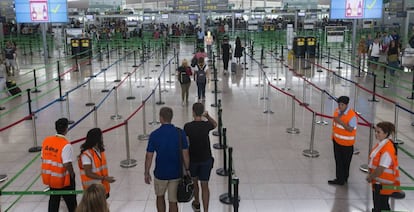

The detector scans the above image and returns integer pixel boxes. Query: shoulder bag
[176,128,194,203]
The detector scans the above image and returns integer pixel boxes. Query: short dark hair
[160,107,173,122]
[192,103,204,116]
[55,118,69,134]
[337,96,350,105]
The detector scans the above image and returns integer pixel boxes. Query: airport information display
[15,0,68,23]
[174,0,228,11]
[330,0,383,19]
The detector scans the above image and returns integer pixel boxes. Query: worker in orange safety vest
[41,118,77,212]
[78,128,115,198]
[366,121,401,212]
[328,96,357,186]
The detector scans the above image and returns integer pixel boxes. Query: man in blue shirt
[197,28,205,47]
[145,107,190,212]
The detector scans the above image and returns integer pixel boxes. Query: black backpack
[196,65,207,83]
[178,66,191,84]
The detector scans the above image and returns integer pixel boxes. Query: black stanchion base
[211,103,218,107]
[213,143,224,149]
[55,78,63,81]
[368,98,379,102]
[255,84,264,87]
[31,89,42,93]
[325,61,331,64]
[262,65,269,69]
[273,78,282,81]
[317,69,323,73]
[216,168,229,176]
[407,96,414,100]
[85,102,95,107]
[211,90,221,94]
[101,89,110,93]
[132,65,139,67]
[144,77,152,79]
[212,131,220,136]
[0,107,5,110]
[219,193,240,205]
[136,85,145,88]
[336,66,343,69]
[127,96,136,100]
[28,146,42,153]
[114,79,121,82]
[151,69,158,72]
[156,101,165,105]
[155,64,161,67]
[166,80,174,83]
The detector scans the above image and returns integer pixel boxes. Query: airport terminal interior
[1,0,414,211]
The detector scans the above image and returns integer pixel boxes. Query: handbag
[176,128,194,203]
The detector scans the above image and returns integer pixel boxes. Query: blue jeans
[197,82,206,99]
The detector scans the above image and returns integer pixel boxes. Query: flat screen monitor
[161,14,169,19]
[144,16,151,21]
[15,0,68,23]
[298,12,306,17]
[235,13,242,18]
[330,0,383,19]
[189,14,198,20]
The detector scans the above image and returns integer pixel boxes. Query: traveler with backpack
[194,57,209,101]
[177,59,192,106]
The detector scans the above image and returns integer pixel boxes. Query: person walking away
[0,59,6,110]
[41,118,77,212]
[4,41,17,76]
[221,37,231,74]
[197,28,205,48]
[194,57,208,101]
[234,36,243,64]
[328,96,358,186]
[184,103,217,212]
[366,121,401,212]
[78,128,115,199]
[177,59,192,105]
[76,184,109,212]
[368,38,382,70]
[357,36,367,68]
[205,30,214,59]
[144,107,190,212]
[387,40,400,76]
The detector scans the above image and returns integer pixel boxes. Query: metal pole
[216,128,228,176]
[316,91,328,125]
[213,109,224,149]
[85,79,95,106]
[166,60,173,83]
[353,83,361,114]
[360,123,374,172]
[149,91,160,125]
[120,121,138,168]
[260,72,266,100]
[138,101,149,140]
[233,177,239,212]
[110,87,122,120]
[336,51,342,69]
[286,96,300,134]
[28,113,41,152]
[326,47,331,64]
[101,67,109,92]
[156,77,165,105]
[132,50,138,67]
[26,89,33,119]
[57,61,65,101]
[393,104,404,145]
[219,146,234,205]
[303,112,320,157]
[263,83,274,114]
[368,74,379,102]
[65,92,75,124]
[32,69,41,93]
[300,78,309,106]
[126,73,136,100]
[93,106,98,128]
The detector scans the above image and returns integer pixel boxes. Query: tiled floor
[0,40,414,212]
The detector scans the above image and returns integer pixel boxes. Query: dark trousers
[49,183,77,212]
[333,140,353,183]
[197,82,206,99]
[372,184,390,212]
[223,57,230,70]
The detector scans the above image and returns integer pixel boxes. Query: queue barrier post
[85,79,95,106]
[31,69,41,93]
[360,123,374,172]
[65,92,75,124]
[216,128,228,176]
[213,111,224,148]
[260,72,267,99]
[126,73,136,100]
[211,67,219,107]
[303,112,320,157]
[137,64,145,88]
[57,61,65,101]
[138,101,150,140]
[166,60,174,83]
[336,51,343,69]
[98,46,103,62]
[26,89,33,120]
[219,147,240,205]
[156,77,165,105]
[286,96,300,134]
[316,91,328,125]
[263,83,274,114]
[132,50,138,67]
[280,45,284,61]
[232,177,240,212]
[161,68,168,93]
[120,121,138,168]
[114,58,121,82]
[93,106,98,128]
[368,74,379,102]
[382,67,389,88]
[74,54,79,72]
[110,87,122,120]
[212,100,222,135]
[101,66,109,92]
[300,78,309,106]
[149,91,160,125]
[326,47,331,64]
[28,113,41,152]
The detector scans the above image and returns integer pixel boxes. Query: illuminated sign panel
[15,0,68,23]
[330,0,383,19]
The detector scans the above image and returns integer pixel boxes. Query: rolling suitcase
[6,80,22,96]
[231,62,237,73]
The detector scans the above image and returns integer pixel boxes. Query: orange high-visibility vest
[369,139,400,195]
[41,135,71,189]
[78,149,110,194]
[332,108,357,146]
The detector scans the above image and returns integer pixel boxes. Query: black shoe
[328,179,345,185]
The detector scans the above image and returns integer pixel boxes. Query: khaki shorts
[154,178,180,202]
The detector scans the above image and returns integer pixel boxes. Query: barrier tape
[1,190,83,195]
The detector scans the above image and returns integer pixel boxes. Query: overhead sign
[15,0,68,23]
[330,0,383,19]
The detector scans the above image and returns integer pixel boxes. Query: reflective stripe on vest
[41,136,71,189]
[332,108,357,146]
[79,149,110,194]
[369,140,400,195]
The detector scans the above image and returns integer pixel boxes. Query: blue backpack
[196,65,207,83]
